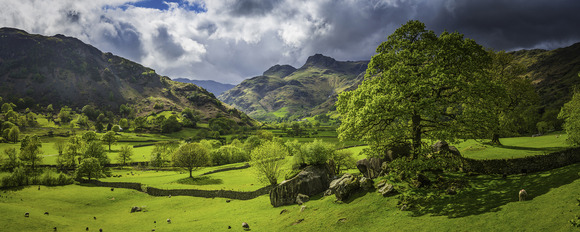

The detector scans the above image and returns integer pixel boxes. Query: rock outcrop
[328,173,360,201]
[431,140,461,157]
[269,165,331,207]
[356,158,383,179]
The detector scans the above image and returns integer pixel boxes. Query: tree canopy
[337,20,493,158]
[559,83,580,146]
[172,142,210,178]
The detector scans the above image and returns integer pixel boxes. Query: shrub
[210,145,249,166]
[301,139,334,166]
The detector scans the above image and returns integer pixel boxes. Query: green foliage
[117,145,134,166]
[0,166,28,187]
[150,141,179,169]
[559,90,580,146]
[209,145,249,166]
[58,106,73,124]
[53,139,66,155]
[82,131,98,142]
[243,135,263,153]
[337,20,492,158]
[209,117,238,135]
[75,157,103,180]
[301,139,334,165]
[112,124,121,132]
[19,135,43,171]
[250,141,288,185]
[119,118,129,130]
[172,142,210,177]
[181,108,199,128]
[83,141,110,169]
[1,102,13,113]
[7,125,20,143]
[101,131,118,151]
[36,169,74,186]
[161,115,181,133]
[330,149,357,175]
[1,147,21,171]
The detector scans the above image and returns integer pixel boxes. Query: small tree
[2,147,21,171]
[150,141,179,169]
[301,139,334,166]
[76,157,102,180]
[559,89,580,146]
[329,150,357,175]
[82,131,98,142]
[250,141,288,186]
[19,135,43,171]
[58,106,73,124]
[101,131,118,151]
[172,143,209,178]
[119,118,130,131]
[53,140,67,156]
[7,126,20,143]
[117,145,134,166]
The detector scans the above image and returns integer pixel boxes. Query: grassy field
[1,161,579,231]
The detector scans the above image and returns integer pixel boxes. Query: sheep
[167,218,171,224]
[24,212,29,217]
[242,222,249,229]
[44,212,49,216]
[519,189,527,201]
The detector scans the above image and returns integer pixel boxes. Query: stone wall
[462,147,580,174]
[78,180,272,200]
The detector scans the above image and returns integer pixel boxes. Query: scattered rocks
[130,206,142,213]
[431,140,461,157]
[376,179,387,189]
[228,226,231,229]
[269,165,331,207]
[167,218,172,223]
[292,219,304,225]
[300,205,307,212]
[226,199,231,203]
[337,218,347,223]
[280,209,288,215]
[378,183,397,197]
[359,177,374,191]
[242,222,250,229]
[328,173,360,201]
[400,204,408,211]
[519,189,527,201]
[44,212,49,216]
[111,188,114,191]
[296,193,310,205]
[24,212,29,217]
[323,189,333,197]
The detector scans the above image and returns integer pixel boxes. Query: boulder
[329,173,360,201]
[296,193,310,205]
[376,179,387,189]
[378,183,397,197]
[269,165,331,207]
[356,157,383,179]
[431,140,461,157]
[359,177,374,191]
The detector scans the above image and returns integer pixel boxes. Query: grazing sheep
[167,218,171,224]
[111,188,114,191]
[242,222,249,229]
[519,189,527,201]
[94,216,97,220]
[86,227,89,231]
[53,227,57,231]
[99,229,102,232]
[24,212,29,217]
[44,212,49,216]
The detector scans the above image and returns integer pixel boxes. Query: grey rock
[356,158,383,179]
[359,177,374,191]
[378,183,397,197]
[329,173,360,201]
[269,165,331,207]
[130,206,142,213]
[295,193,310,205]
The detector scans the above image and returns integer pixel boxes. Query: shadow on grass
[176,176,223,186]
[413,163,580,218]
[496,145,564,153]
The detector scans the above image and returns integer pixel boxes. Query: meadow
[1,127,579,231]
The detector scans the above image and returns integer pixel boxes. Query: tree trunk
[411,114,422,159]
[491,133,502,145]
[189,169,193,178]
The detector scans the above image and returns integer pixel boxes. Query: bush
[301,139,334,165]
[1,166,28,187]
[210,145,249,166]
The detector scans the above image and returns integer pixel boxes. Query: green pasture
[1,161,579,231]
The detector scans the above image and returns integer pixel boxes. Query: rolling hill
[218,54,368,120]
[172,78,235,96]
[0,27,252,124]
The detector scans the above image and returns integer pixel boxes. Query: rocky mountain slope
[0,27,252,124]
[218,54,368,120]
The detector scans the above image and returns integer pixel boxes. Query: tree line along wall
[461,147,580,175]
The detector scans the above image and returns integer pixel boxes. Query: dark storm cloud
[98,16,144,61]
[421,0,580,50]
[154,26,185,60]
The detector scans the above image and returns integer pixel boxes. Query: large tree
[117,145,134,166]
[337,20,492,158]
[76,157,102,180]
[484,51,539,145]
[172,142,210,178]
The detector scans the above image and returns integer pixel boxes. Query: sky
[0,0,579,84]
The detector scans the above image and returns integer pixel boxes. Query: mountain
[218,54,368,120]
[511,43,580,112]
[173,78,235,96]
[0,27,252,124]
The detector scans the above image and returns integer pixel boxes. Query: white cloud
[0,0,579,84]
